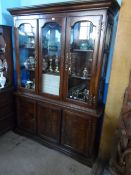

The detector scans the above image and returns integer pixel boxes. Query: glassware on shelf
[42,58,48,72]
[48,43,58,52]
[78,39,94,50]
[25,80,34,89]
[24,56,36,71]
[68,83,86,100]
[25,32,35,48]
[79,40,88,50]
[19,23,35,48]
[49,58,53,72]
[54,57,59,73]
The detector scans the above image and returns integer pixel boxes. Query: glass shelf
[42,71,60,76]
[72,49,94,52]
[70,74,91,80]
[23,46,35,49]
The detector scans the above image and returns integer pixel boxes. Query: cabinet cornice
[8,0,119,16]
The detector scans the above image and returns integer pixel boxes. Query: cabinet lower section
[0,88,15,135]
[15,94,101,166]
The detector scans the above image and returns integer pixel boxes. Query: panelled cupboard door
[16,97,36,134]
[63,15,103,107]
[15,19,38,93]
[37,103,61,143]
[61,110,96,156]
[39,17,66,100]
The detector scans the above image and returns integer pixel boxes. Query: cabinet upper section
[8,0,119,109]
[8,0,119,16]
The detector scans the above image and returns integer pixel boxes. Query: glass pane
[41,22,61,96]
[18,23,36,90]
[68,21,96,102]
[0,28,8,89]
[105,24,112,50]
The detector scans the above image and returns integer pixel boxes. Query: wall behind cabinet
[0,0,20,25]
[0,3,2,24]
[20,0,72,6]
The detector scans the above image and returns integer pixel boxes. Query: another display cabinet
[8,0,119,165]
[0,26,14,134]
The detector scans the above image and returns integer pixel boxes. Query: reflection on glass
[18,23,36,90]
[105,24,112,50]
[68,20,96,102]
[41,22,61,96]
[0,28,8,89]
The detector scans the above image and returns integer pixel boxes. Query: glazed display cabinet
[0,26,14,134]
[8,0,119,165]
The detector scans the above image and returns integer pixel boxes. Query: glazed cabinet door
[16,96,36,134]
[39,17,66,99]
[15,19,38,92]
[61,110,96,156]
[63,15,103,107]
[37,102,61,143]
[0,26,13,89]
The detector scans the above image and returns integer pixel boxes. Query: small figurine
[83,89,90,101]
[83,67,88,78]
[24,56,35,70]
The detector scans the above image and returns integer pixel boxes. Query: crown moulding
[8,0,120,16]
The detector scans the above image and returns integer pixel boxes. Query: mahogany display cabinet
[8,0,119,166]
